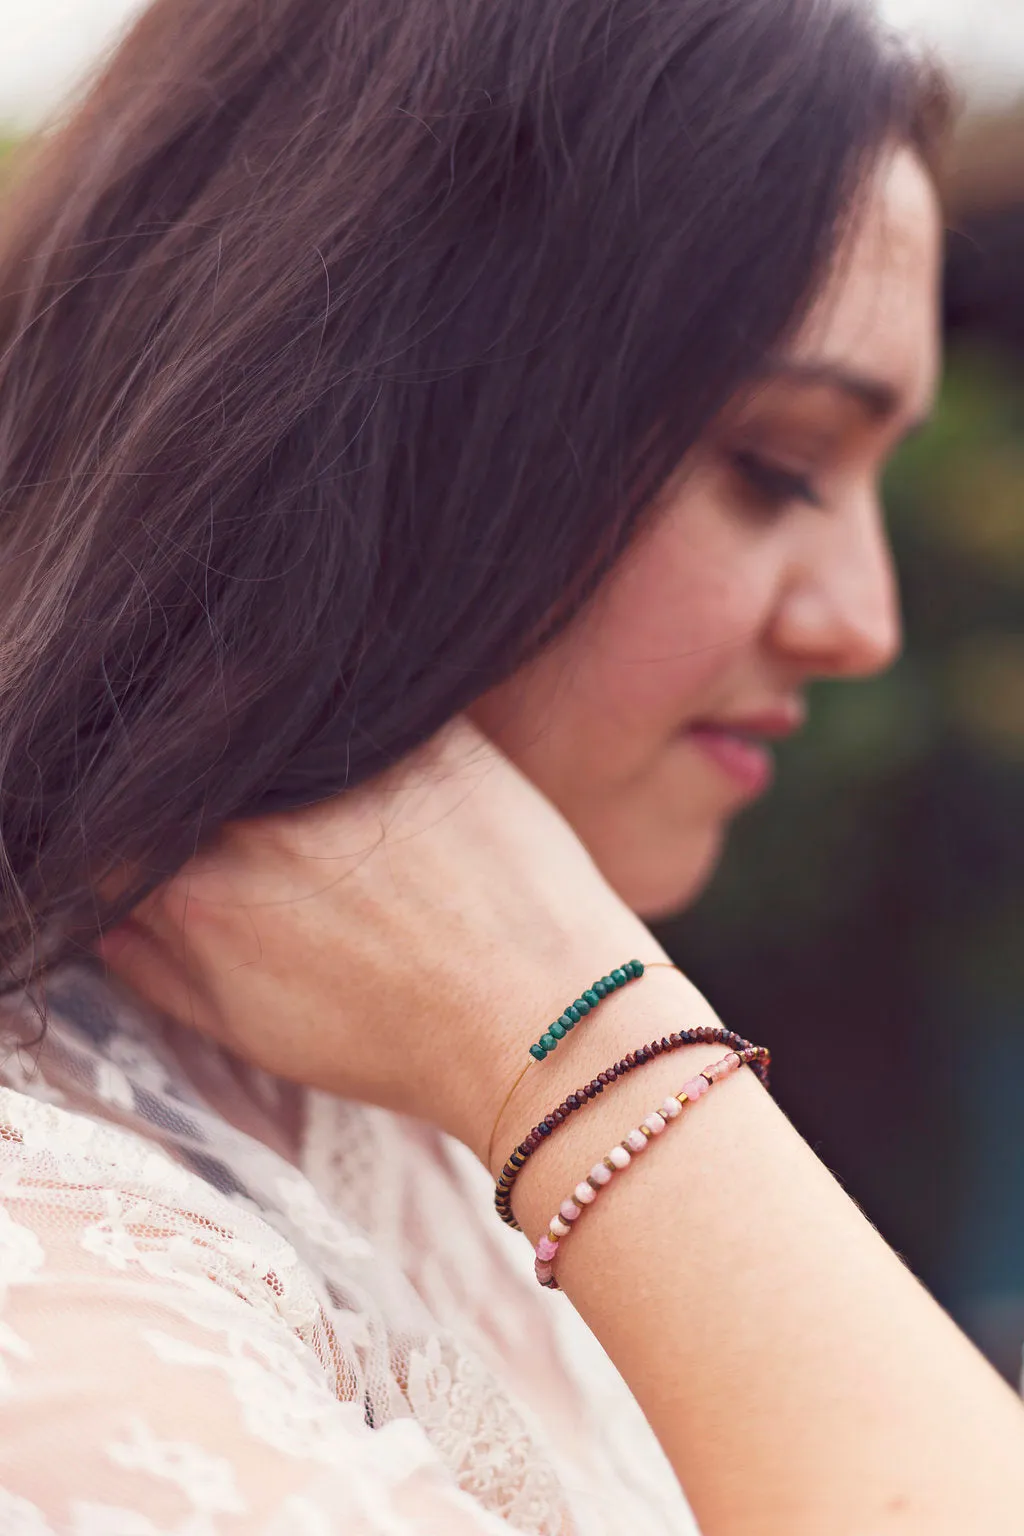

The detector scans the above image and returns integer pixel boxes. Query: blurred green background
[661,313,1024,1379]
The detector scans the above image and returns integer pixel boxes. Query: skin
[474,146,942,917]
[97,150,1024,1535]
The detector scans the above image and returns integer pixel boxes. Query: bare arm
[494,968,1024,1534]
[106,724,1024,1534]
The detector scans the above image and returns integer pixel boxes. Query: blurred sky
[0,0,1021,126]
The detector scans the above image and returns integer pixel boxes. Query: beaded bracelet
[528,959,647,1061]
[494,1024,764,1231]
[533,1043,771,1289]
[485,958,678,1169]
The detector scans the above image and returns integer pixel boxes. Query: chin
[601,825,726,923]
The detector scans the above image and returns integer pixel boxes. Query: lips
[684,705,804,799]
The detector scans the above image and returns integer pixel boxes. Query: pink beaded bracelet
[533,1044,770,1289]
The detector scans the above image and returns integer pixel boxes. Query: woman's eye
[729,449,823,511]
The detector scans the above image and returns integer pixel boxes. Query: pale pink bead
[725,1052,741,1068]
[643,1112,667,1135]
[625,1128,648,1153]
[550,1214,571,1238]
[536,1235,559,1262]
[661,1096,682,1119]
[607,1145,631,1170]
[681,1076,708,1100]
[560,1198,581,1222]
[535,1261,554,1284]
[574,1181,596,1206]
[588,1163,613,1187]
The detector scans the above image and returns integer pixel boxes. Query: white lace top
[0,965,697,1534]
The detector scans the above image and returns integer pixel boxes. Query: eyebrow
[760,359,932,434]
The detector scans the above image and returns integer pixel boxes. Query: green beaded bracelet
[528,959,645,1061]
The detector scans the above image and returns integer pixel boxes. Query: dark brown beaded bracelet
[494,1024,768,1231]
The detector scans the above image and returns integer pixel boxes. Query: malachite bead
[527,963,649,1063]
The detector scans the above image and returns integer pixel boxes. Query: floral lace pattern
[0,966,696,1534]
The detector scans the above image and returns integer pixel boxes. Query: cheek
[472,514,777,915]
[583,542,743,730]
[477,520,766,790]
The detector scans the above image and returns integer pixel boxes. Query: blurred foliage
[662,341,1024,1377]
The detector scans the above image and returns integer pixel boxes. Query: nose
[770,501,902,680]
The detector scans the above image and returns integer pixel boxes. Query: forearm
[491,969,1024,1535]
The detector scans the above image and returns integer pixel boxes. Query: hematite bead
[652,1040,662,1055]
[662,1037,671,1050]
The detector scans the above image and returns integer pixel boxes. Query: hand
[100,719,663,1162]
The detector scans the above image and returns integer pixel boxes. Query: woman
[0,0,1022,1530]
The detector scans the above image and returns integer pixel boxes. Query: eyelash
[729,449,823,512]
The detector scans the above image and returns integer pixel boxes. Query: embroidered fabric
[0,966,697,1534]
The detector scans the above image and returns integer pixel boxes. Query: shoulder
[0,1084,517,1534]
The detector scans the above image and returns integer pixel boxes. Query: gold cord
[484,961,681,1172]
[486,1060,534,1172]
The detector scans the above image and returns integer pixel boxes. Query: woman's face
[474,149,942,917]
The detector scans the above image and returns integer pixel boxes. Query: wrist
[462,957,723,1179]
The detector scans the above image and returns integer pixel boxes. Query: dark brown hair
[0,0,949,974]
